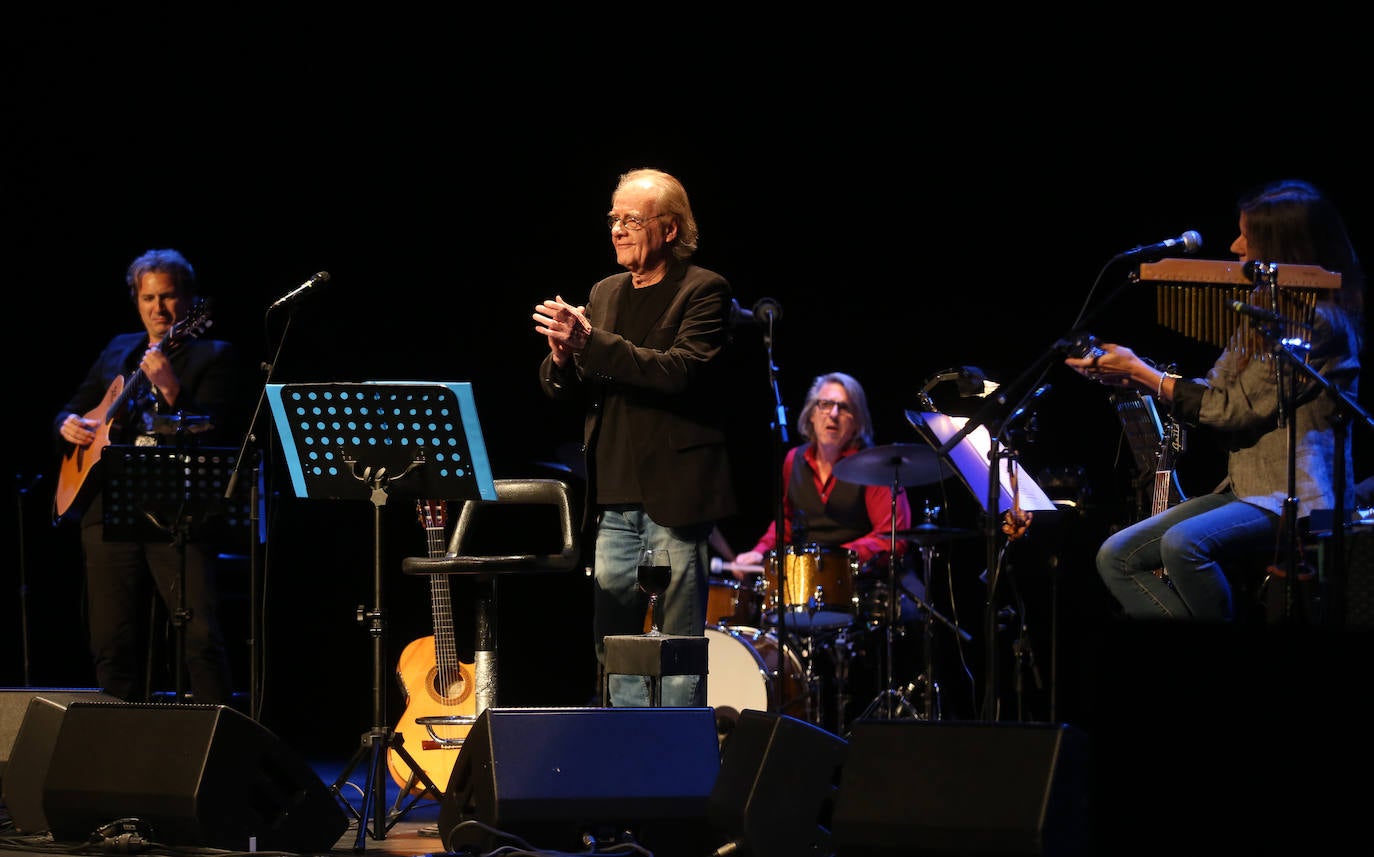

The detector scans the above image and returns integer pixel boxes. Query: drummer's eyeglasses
[607,212,667,231]
[815,399,853,415]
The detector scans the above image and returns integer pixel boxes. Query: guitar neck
[429,571,460,671]
[106,367,149,423]
[421,507,461,673]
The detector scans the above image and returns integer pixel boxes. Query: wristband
[1157,372,1179,399]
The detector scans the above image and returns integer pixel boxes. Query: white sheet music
[913,412,1058,513]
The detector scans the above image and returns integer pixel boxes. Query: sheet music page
[915,412,1058,513]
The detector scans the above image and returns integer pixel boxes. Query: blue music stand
[266,381,495,847]
[265,380,495,504]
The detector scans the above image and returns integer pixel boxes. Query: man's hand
[533,294,591,366]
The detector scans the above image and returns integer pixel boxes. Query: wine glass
[637,547,673,636]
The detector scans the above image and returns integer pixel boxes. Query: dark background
[6,14,1374,757]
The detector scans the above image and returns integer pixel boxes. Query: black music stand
[101,444,250,702]
[266,381,496,848]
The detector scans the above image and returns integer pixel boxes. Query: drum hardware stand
[829,627,855,734]
[840,455,969,724]
[792,629,826,727]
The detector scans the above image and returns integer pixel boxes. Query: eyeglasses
[607,212,667,231]
[815,399,854,415]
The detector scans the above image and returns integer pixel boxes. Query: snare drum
[762,543,858,632]
[708,578,763,627]
[705,626,807,725]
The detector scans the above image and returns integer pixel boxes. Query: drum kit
[706,443,974,737]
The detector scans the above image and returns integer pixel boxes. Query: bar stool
[602,633,709,707]
[402,478,580,718]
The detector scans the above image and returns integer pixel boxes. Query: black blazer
[540,262,737,529]
[54,332,245,452]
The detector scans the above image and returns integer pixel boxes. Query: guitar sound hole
[429,668,470,703]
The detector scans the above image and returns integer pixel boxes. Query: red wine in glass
[637,548,671,635]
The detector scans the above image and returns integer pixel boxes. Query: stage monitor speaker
[439,707,720,857]
[42,702,347,852]
[707,708,847,857]
[1325,525,1374,628]
[1,690,121,833]
[0,688,117,784]
[832,720,1089,857]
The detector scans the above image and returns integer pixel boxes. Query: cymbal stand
[853,474,970,721]
[853,466,912,720]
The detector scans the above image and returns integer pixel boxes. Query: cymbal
[833,443,952,487]
[895,522,978,545]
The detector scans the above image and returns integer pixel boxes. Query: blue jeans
[594,507,711,707]
[1097,492,1278,621]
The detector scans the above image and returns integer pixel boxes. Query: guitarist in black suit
[52,248,246,705]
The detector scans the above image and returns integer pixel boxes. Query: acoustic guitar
[388,499,476,796]
[53,301,214,521]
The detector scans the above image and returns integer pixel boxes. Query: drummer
[729,371,923,621]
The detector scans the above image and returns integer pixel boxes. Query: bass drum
[706,626,807,728]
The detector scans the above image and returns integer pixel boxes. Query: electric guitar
[388,499,476,796]
[53,301,214,521]
[1150,416,1185,580]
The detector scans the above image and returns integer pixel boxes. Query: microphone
[1007,384,1052,426]
[1114,230,1203,261]
[710,557,764,575]
[733,297,782,325]
[268,271,331,311]
[1232,300,1309,329]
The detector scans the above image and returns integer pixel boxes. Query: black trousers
[80,496,233,704]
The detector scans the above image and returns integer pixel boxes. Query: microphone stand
[758,312,793,703]
[979,420,1008,720]
[1242,267,1374,624]
[14,474,42,687]
[224,308,297,721]
[934,354,1058,721]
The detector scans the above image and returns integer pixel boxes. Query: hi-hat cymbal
[833,443,953,487]
[895,521,978,545]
